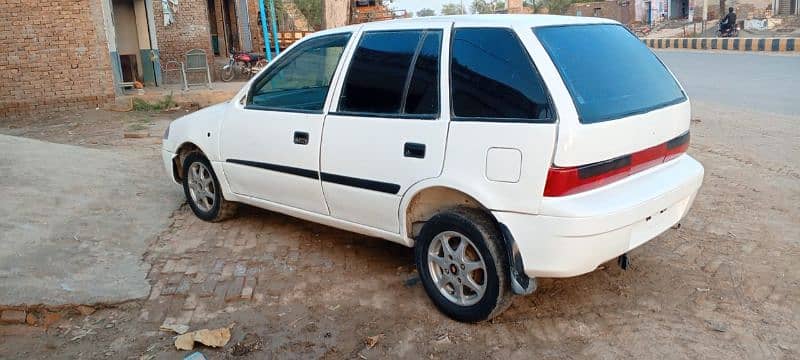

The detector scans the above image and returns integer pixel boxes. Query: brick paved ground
[140,203,418,335]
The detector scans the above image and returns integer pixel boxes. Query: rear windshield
[534,24,686,124]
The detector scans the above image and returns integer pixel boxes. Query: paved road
[657,51,800,116]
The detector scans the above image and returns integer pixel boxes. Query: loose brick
[0,310,27,324]
[225,277,245,302]
[241,276,256,300]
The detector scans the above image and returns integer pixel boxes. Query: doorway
[112,0,158,86]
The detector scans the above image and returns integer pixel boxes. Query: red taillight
[544,132,690,197]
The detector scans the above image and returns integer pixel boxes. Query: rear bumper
[493,154,704,278]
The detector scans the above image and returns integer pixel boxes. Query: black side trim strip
[667,131,690,149]
[225,159,400,194]
[226,159,320,179]
[577,155,631,179]
[321,172,401,194]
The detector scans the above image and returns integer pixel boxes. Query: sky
[392,0,464,15]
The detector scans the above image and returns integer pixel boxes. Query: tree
[471,0,492,13]
[441,2,467,15]
[471,0,505,14]
[542,0,573,15]
[523,0,542,13]
[416,8,436,17]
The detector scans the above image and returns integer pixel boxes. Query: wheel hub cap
[427,231,487,306]
[187,162,215,212]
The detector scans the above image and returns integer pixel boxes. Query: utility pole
[258,0,272,61]
[268,0,280,56]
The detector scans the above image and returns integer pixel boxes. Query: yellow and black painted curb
[643,38,799,52]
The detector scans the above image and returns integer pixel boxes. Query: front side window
[247,33,351,112]
[535,24,686,124]
[450,28,552,122]
[339,29,442,117]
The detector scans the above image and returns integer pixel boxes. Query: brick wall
[152,0,214,65]
[0,0,115,121]
[568,1,635,23]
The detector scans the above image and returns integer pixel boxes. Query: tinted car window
[451,28,552,121]
[248,33,350,111]
[535,25,686,124]
[339,30,442,117]
[404,31,442,115]
[339,30,422,114]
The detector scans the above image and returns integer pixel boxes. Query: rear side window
[339,30,442,117]
[450,28,552,122]
[535,24,686,124]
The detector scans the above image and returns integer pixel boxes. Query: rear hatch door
[534,24,690,168]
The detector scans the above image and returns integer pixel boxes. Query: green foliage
[542,0,573,15]
[417,8,436,17]
[441,2,466,15]
[132,93,176,112]
[471,0,493,14]
[273,0,323,30]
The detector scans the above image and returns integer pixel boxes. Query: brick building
[0,0,294,120]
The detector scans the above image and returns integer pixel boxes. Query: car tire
[182,153,237,222]
[415,207,513,322]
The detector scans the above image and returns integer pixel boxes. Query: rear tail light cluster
[544,132,690,197]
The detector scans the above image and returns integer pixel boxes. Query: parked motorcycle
[221,50,268,82]
[716,21,739,38]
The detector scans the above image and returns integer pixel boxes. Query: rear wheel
[182,153,237,222]
[415,207,513,322]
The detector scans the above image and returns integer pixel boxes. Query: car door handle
[293,131,309,145]
[404,142,425,159]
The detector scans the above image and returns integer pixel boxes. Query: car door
[220,32,353,215]
[320,22,451,232]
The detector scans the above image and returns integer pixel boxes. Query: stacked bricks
[0,0,115,121]
[643,38,799,52]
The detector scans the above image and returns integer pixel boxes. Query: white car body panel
[219,108,329,214]
[161,14,704,279]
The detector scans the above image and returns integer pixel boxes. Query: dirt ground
[0,98,797,359]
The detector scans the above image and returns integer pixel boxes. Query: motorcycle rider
[721,7,737,34]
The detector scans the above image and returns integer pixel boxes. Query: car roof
[307,15,618,39]
[376,14,618,27]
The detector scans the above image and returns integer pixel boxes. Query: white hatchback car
[162,15,704,322]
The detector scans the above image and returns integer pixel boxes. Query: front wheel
[220,64,236,82]
[182,153,237,222]
[415,207,513,322]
